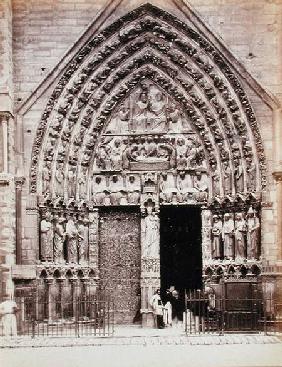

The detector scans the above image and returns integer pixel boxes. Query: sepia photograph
[0,0,282,366]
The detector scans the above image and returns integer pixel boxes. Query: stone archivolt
[31,4,265,278]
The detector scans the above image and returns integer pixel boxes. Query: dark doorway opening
[160,206,202,296]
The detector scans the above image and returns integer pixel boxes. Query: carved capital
[0,112,12,124]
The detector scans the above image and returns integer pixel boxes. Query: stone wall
[12,0,282,105]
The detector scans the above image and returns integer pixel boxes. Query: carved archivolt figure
[223,213,235,259]
[66,216,78,263]
[55,163,64,197]
[143,207,159,258]
[247,208,260,259]
[67,167,76,198]
[234,161,244,193]
[78,167,87,199]
[53,214,66,264]
[222,160,232,195]
[211,165,220,196]
[42,162,51,194]
[211,215,222,259]
[234,213,247,259]
[40,211,53,262]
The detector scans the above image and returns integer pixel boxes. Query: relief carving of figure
[177,173,194,202]
[92,175,106,205]
[234,160,244,193]
[40,211,53,262]
[110,138,123,170]
[223,213,235,259]
[211,165,220,197]
[78,167,87,200]
[211,215,222,259]
[222,160,232,195]
[247,208,260,260]
[160,173,177,203]
[66,215,78,264]
[42,162,51,194]
[67,167,76,198]
[55,163,64,197]
[143,207,159,258]
[176,138,187,170]
[134,91,148,132]
[126,175,140,204]
[109,175,123,205]
[194,172,208,201]
[246,158,256,192]
[168,103,184,132]
[235,213,247,259]
[96,145,112,170]
[53,214,66,264]
[77,216,89,265]
[107,104,130,134]
[148,90,167,132]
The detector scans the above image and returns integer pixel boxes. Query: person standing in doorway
[150,289,164,329]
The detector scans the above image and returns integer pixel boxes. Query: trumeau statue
[143,207,159,258]
[40,211,53,262]
[223,213,235,259]
[53,214,66,264]
[234,213,247,259]
[211,215,222,259]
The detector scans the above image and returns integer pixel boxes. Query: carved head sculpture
[139,91,148,103]
[213,215,219,223]
[224,213,231,220]
[95,176,101,184]
[155,92,163,102]
[177,137,185,146]
[247,207,255,218]
[114,138,121,148]
[112,175,118,183]
[129,175,135,183]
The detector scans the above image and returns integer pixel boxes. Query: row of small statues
[211,209,260,260]
[40,212,90,265]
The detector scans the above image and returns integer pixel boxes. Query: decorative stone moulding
[30,4,266,206]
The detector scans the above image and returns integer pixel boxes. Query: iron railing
[184,289,281,335]
[0,295,114,337]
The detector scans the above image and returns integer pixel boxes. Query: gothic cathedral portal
[9,3,272,326]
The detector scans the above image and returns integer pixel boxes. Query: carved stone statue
[67,167,76,198]
[66,216,78,263]
[194,172,208,200]
[160,173,177,203]
[78,167,87,199]
[143,207,159,258]
[222,160,232,195]
[126,175,140,204]
[247,208,260,259]
[223,213,235,259]
[168,103,184,132]
[211,165,220,196]
[234,213,247,259]
[134,91,148,132]
[211,215,222,259]
[234,161,244,193]
[55,163,64,197]
[92,175,106,205]
[53,214,66,264]
[246,157,256,192]
[110,138,123,170]
[42,162,51,194]
[77,216,89,265]
[177,173,194,201]
[109,175,123,205]
[40,211,53,262]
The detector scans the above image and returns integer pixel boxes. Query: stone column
[0,113,9,172]
[88,209,99,270]
[15,177,25,264]
[140,208,160,327]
